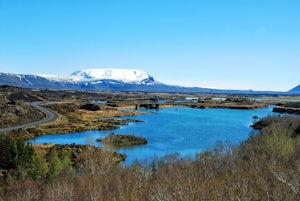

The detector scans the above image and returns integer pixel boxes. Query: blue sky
[0,0,299,91]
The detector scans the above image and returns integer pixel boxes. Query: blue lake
[30,106,277,164]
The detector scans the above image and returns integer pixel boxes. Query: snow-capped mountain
[71,69,151,83]
[40,69,156,85]
[0,69,162,91]
[0,69,290,94]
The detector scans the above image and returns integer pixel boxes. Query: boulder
[80,103,100,111]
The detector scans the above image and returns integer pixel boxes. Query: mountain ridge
[0,69,296,94]
[39,68,156,84]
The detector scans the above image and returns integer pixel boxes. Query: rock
[80,103,100,111]
[251,119,269,129]
[139,103,159,109]
[273,106,300,114]
[224,97,251,103]
[285,102,300,108]
[98,133,147,147]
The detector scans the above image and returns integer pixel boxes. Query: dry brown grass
[22,102,142,136]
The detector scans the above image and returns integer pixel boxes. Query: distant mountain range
[0,69,298,94]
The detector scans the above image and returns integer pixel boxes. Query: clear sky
[0,0,299,91]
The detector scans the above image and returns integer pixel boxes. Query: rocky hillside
[0,86,45,128]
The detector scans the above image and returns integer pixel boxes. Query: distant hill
[0,69,286,94]
[288,85,300,94]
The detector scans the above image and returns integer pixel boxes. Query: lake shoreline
[8,96,270,139]
[30,105,277,164]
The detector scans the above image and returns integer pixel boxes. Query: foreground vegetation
[0,115,299,200]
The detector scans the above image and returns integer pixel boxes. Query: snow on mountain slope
[39,74,72,82]
[40,68,154,84]
[71,68,151,83]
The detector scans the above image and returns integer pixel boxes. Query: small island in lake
[98,133,147,147]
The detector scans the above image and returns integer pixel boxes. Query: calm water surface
[31,106,277,164]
